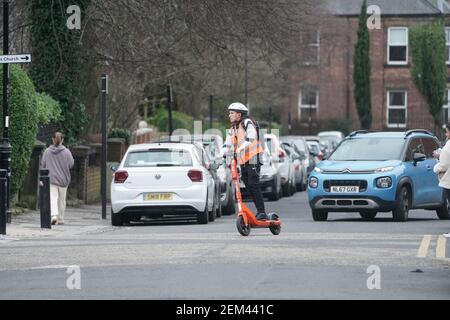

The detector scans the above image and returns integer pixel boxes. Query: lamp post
[1,0,12,226]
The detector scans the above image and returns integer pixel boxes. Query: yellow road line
[417,235,432,258]
[436,235,446,259]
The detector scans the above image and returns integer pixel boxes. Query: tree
[30,0,91,145]
[410,20,447,127]
[353,0,372,130]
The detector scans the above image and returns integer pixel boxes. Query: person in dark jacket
[41,132,74,225]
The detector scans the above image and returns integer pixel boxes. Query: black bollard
[39,169,51,229]
[0,169,6,235]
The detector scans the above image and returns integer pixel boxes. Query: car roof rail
[404,129,432,137]
[348,130,374,137]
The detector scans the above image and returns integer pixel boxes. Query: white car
[110,142,217,226]
[265,133,291,197]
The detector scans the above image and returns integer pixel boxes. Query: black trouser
[240,162,266,214]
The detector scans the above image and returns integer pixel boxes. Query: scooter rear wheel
[269,224,281,235]
[236,215,251,236]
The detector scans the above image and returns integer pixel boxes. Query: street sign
[0,54,31,64]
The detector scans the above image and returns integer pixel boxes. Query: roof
[127,142,199,151]
[348,130,434,138]
[323,0,450,16]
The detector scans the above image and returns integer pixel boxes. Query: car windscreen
[308,143,320,154]
[124,149,193,167]
[328,138,404,161]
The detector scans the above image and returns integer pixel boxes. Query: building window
[302,30,320,65]
[446,28,450,65]
[298,88,319,122]
[443,89,450,124]
[388,27,408,65]
[387,90,407,128]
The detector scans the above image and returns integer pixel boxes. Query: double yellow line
[417,235,447,259]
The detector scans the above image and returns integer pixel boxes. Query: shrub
[150,107,194,132]
[0,65,38,197]
[36,92,62,124]
[109,128,132,144]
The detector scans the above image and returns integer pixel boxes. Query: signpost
[0,0,31,235]
[0,54,31,64]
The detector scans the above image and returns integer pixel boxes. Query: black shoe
[256,212,268,220]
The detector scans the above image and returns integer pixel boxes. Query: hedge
[0,65,38,197]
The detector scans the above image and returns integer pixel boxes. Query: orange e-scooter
[230,147,281,236]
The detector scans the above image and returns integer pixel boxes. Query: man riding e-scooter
[218,102,269,221]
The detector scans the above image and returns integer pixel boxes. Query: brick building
[284,0,450,135]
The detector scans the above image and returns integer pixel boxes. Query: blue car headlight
[309,177,319,188]
[376,176,392,188]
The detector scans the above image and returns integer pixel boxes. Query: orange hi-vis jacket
[231,120,264,165]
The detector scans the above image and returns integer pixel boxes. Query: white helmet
[228,102,248,114]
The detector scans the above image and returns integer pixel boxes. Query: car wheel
[268,180,280,201]
[215,191,222,218]
[208,198,216,222]
[359,212,377,221]
[197,196,209,225]
[393,186,410,222]
[436,193,450,220]
[290,179,296,195]
[312,209,328,221]
[111,209,123,226]
[282,182,290,197]
[223,188,236,215]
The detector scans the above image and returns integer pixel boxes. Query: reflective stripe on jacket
[231,121,263,165]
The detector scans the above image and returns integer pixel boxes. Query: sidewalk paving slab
[0,205,114,241]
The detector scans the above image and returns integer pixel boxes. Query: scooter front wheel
[269,224,281,235]
[236,215,251,236]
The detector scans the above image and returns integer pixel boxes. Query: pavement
[0,205,113,241]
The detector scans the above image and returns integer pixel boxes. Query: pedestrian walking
[41,132,74,225]
[433,124,450,237]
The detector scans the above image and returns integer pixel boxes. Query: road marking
[417,235,432,258]
[436,235,446,259]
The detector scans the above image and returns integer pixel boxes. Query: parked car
[308,130,450,222]
[110,142,219,226]
[305,139,324,165]
[264,133,291,197]
[318,131,345,143]
[281,142,308,191]
[281,136,315,178]
[168,134,235,215]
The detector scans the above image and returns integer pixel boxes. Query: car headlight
[309,177,319,188]
[375,166,394,173]
[314,167,323,173]
[376,176,392,188]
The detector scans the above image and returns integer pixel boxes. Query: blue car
[308,130,450,222]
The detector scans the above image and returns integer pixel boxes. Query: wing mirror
[413,153,426,166]
[110,164,118,172]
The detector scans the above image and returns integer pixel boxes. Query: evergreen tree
[353,0,372,129]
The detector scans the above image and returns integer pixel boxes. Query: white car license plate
[331,186,359,193]
[144,193,173,201]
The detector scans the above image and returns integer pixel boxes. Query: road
[1,191,449,300]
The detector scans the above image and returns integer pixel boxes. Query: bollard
[0,169,6,235]
[39,169,51,229]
